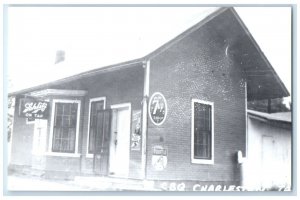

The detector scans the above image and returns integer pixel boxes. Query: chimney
[55,50,65,64]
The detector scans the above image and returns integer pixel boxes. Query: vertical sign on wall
[151,145,168,171]
[148,92,167,126]
[131,110,142,151]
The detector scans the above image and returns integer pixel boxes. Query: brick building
[8,8,289,191]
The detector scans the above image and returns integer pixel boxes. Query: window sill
[86,154,94,158]
[191,158,214,165]
[45,152,81,157]
[86,154,102,158]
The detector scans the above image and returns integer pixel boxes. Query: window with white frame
[191,99,214,164]
[50,100,80,154]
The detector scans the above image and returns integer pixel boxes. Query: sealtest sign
[148,92,167,126]
[19,98,49,119]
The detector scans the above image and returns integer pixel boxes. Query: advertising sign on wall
[131,110,141,151]
[148,92,167,126]
[19,97,50,119]
[151,145,168,171]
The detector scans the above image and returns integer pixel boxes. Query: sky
[7,6,292,98]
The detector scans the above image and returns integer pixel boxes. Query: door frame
[111,103,131,110]
[109,103,132,178]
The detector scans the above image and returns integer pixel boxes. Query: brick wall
[146,12,246,182]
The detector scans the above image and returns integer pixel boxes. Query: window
[87,97,106,155]
[191,99,214,164]
[49,100,80,155]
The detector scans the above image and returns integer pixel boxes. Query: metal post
[141,60,150,179]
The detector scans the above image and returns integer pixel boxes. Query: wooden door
[93,109,111,176]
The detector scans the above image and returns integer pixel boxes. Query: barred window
[52,102,78,153]
[192,99,214,164]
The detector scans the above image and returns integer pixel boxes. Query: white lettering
[215,185,222,191]
[161,182,251,191]
[23,102,47,114]
[208,185,215,191]
[152,99,159,115]
[169,182,177,191]
[193,184,201,191]
[200,185,208,191]
[160,182,168,191]
[223,185,236,192]
[177,182,186,191]
[236,186,246,191]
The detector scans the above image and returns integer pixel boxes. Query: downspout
[237,151,246,187]
[141,60,150,179]
[238,80,248,188]
[245,81,248,157]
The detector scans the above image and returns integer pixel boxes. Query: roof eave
[8,58,144,97]
[229,8,290,99]
[9,7,290,101]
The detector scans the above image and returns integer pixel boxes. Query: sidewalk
[7,175,93,191]
[73,176,158,191]
[7,174,160,191]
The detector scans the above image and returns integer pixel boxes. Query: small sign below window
[19,98,49,119]
[148,92,167,126]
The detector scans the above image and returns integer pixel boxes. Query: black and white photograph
[4,4,293,194]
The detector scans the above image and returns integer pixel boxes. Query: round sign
[148,92,167,126]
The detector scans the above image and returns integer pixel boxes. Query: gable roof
[8,7,289,100]
[143,7,289,100]
[228,8,290,100]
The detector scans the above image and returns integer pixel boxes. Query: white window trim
[48,99,81,157]
[111,102,131,110]
[191,99,214,165]
[86,97,106,158]
[44,152,81,157]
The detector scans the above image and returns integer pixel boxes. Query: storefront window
[52,102,79,153]
[192,99,214,164]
